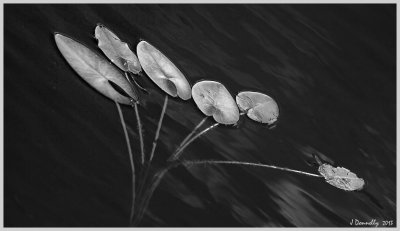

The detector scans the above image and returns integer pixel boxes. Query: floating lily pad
[95,24,141,74]
[54,33,139,105]
[236,91,279,125]
[137,41,191,100]
[318,163,365,191]
[192,81,239,125]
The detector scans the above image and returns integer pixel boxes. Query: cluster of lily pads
[54,23,365,226]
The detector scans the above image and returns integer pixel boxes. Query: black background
[4,4,396,227]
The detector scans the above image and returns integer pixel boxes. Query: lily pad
[54,33,139,105]
[95,24,141,74]
[192,80,239,125]
[236,91,279,125]
[318,163,365,191]
[137,41,191,100]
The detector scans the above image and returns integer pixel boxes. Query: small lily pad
[137,41,191,100]
[54,33,139,105]
[95,24,141,74]
[236,91,279,125]
[318,163,365,191]
[192,80,239,125]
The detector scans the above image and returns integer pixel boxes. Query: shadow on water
[4,4,396,227]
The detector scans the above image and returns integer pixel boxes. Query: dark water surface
[5,4,396,227]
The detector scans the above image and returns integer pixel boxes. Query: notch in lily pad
[137,40,191,100]
[236,91,279,125]
[54,33,139,105]
[95,24,142,74]
[192,80,239,125]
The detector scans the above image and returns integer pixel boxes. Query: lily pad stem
[168,123,219,161]
[175,117,208,154]
[182,160,323,178]
[149,95,168,162]
[132,162,181,226]
[133,102,145,164]
[115,102,136,223]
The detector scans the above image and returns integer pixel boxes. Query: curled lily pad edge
[236,90,279,125]
[191,80,240,125]
[136,40,192,100]
[95,23,142,74]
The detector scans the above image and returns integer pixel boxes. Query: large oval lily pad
[318,163,365,191]
[54,33,139,104]
[236,91,279,125]
[192,80,239,125]
[95,24,141,74]
[137,41,191,100]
